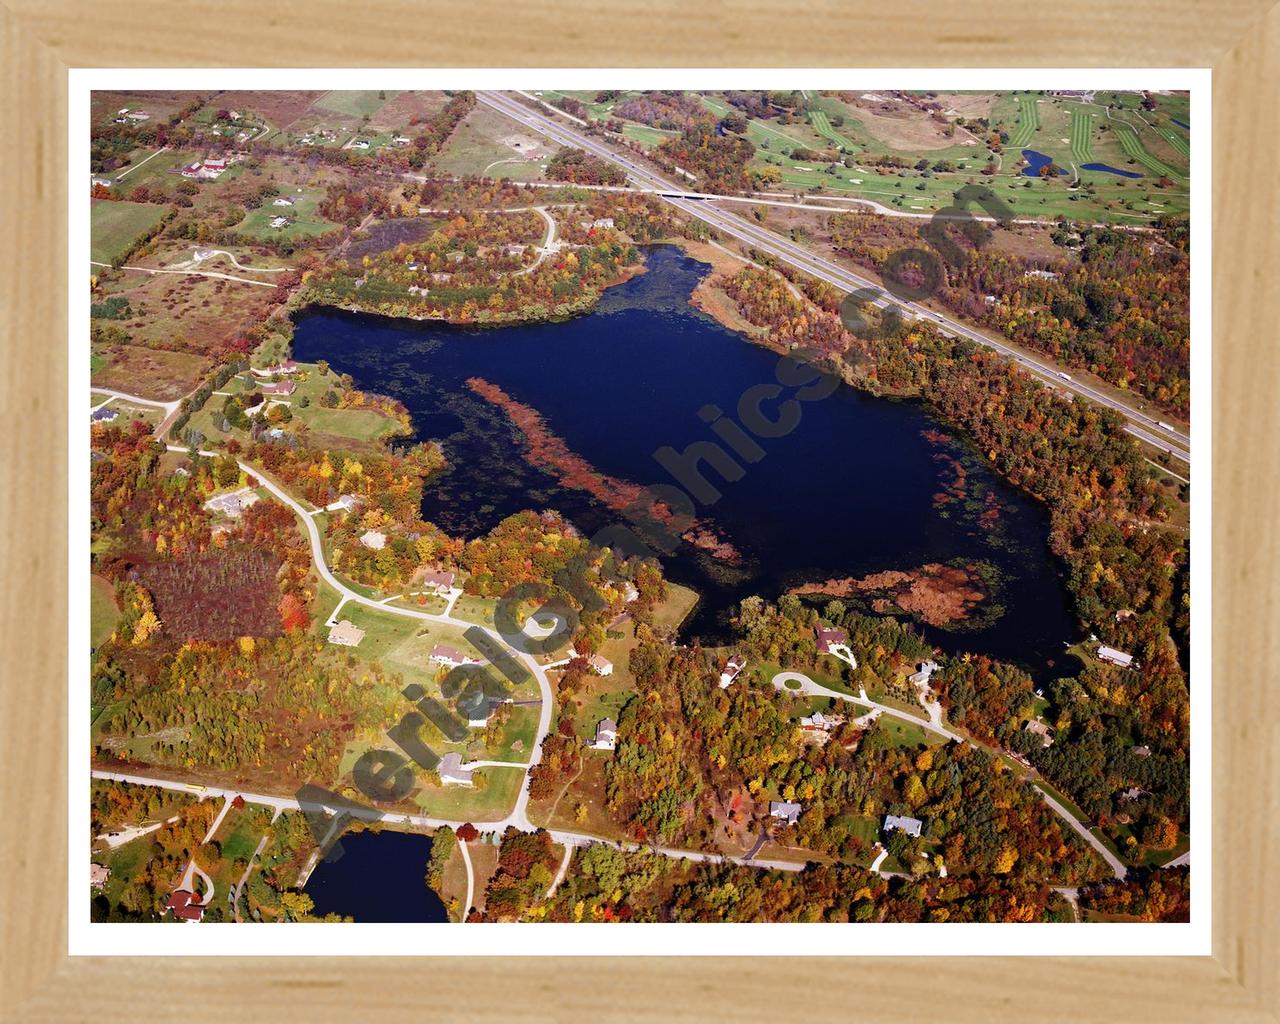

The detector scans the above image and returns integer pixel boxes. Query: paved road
[476,91,1190,465]
[163,443,556,833]
[91,768,803,875]
[771,671,1128,880]
[513,206,557,276]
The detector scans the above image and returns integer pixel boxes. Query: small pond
[1021,149,1056,178]
[1080,162,1144,179]
[305,829,449,923]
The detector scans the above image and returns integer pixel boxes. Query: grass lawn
[95,833,154,907]
[236,189,339,242]
[187,363,401,449]
[437,840,469,920]
[325,602,421,664]
[450,594,497,628]
[650,582,700,634]
[869,714,946,749]
[90,200,169,265]
[412,765,524,822]
[304,406,400,441]
[90,574,120,647]
[108,148,193,190]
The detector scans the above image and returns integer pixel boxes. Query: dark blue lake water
[1021,149,1055,177]
[292,246,1078,673]
[1081,162,1144,179]
[305,829,448,922]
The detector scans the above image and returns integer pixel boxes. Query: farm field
[90,200,169,264]
[90,342,209,401]
[90,90,208,126]
[208,90,326,130]
[314,90,399,119]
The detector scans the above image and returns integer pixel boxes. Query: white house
[770,800,802,826]
[203,488,259,518]
[884,814,923,838]
[465,699,498,728]
[270,216,290,229]
[718,654,746,689]
[359,530,387,550]
[1097,645,1135,669]
[273,196,295,207]
[909,660,941,687]
[593,718,618,751]
[587,654,613,677]
[437,752,473,786]
[799,711,843,732]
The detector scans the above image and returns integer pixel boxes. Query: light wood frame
[2,3,1276,1019]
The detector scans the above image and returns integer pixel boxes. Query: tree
[279,890,314,920]
[457,822,479,842]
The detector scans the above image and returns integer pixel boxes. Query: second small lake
[305,829,448,923]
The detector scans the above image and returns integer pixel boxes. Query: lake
[304,829,448,922]
[293,245,1079,674]
[1081,162,1144,179]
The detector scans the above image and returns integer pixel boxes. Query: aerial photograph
[86,87,1192,926]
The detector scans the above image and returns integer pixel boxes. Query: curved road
[165,442,554,833]
[476,91,1190,465]
[772,671,1128,879]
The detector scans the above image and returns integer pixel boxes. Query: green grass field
[807,107,860,153]
[313,90,398,118]
[1009,94,1041,148]
[304,406,399,441]
[107,148,192,190]
[237,189,338,241]
[186,363,400,449]
[434,105,550,179]
[1111,123,1185,181]
[90,200,169,264]
[1069,107,1095,165]
[90,574,120,647]
[1158,126,1190,158]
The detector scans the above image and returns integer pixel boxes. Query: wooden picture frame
[2,2,1275,1018]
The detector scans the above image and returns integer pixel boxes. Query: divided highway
[477,91,1191,466]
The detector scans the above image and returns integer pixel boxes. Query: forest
[825,212,1191,415]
